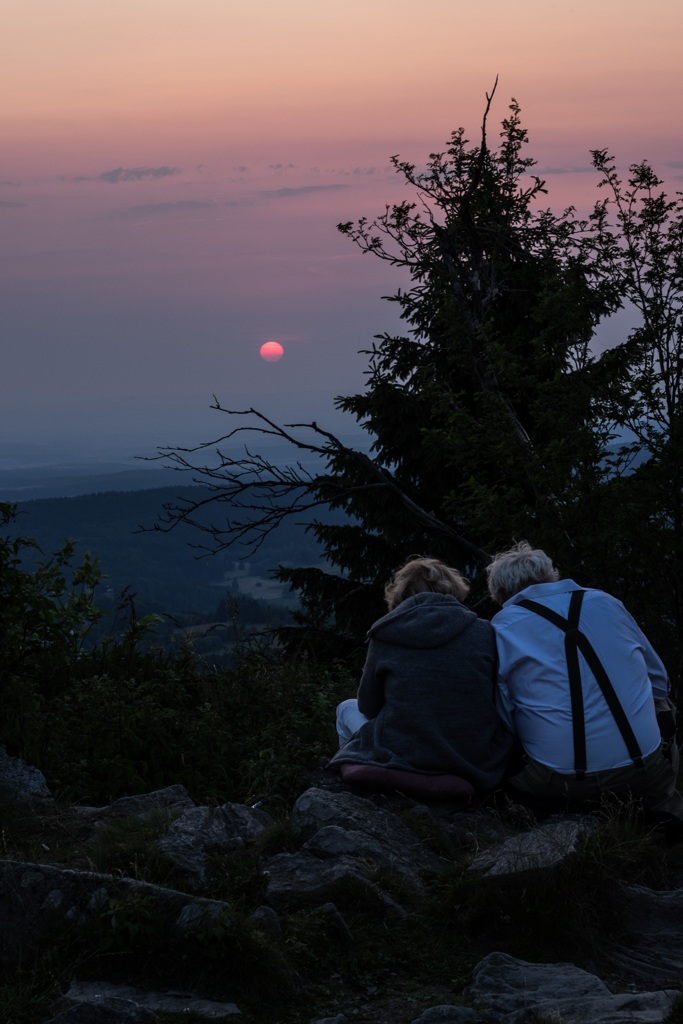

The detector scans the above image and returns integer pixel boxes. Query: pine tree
[153,92,614,654]
[153,92,681,675]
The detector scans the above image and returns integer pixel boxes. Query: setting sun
[260,341,284,362]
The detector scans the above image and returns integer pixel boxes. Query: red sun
[260,341,284,362]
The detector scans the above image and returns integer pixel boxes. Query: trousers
[507,743,683,822]
[336,698,369,747]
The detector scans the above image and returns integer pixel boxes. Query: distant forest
[14,486,330,647]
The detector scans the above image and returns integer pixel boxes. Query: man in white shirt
[487,541,683,824]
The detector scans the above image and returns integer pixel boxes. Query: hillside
[12,485,331,641]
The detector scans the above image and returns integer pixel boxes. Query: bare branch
[142,405,492,565]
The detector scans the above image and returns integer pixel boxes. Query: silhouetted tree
[579,152,683,674]
[152,88,682,675]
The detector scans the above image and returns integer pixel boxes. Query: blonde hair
[486,540,559,604]
[384,557,470,611]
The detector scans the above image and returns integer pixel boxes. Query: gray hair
[385,557,470,611]
[486,541,559,604]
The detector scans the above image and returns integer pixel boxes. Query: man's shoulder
[492,580,591,628]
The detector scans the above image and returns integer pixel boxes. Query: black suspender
[517,590,644,777]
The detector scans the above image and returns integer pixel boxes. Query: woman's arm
[357,642,385,718]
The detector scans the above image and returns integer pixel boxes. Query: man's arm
[625,609,669,702]
[494,675,516,733]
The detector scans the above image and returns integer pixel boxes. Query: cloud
[65,166,180,184]
[100,166,179,183]
[260,184,348,199]
[268,162,297,171]
[110,199,217,219]
[0,199,27,208]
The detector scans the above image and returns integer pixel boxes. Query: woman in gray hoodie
[330,557,513,793]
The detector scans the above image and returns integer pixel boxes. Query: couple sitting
[331,542,683,825]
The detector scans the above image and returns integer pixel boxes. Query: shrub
[1,502,353,807]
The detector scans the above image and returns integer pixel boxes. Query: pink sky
[2,0,682,459]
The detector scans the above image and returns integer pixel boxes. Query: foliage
[292,91,617,640]
[0,501,106,758]
[0,504,351,807]
[86,808,180,880]
[34,646,348,807]
[583,153,683,674]
[0,502,106,670]
[0,961,67,1024]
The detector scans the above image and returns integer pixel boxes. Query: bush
[1,502,353,806]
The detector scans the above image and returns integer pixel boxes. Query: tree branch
[143,402,492,565]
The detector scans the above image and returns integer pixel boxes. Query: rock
[302,824,429,895]
[157,801,275,889]
[468,816,596,876]
[468,951,678,1022]
[405,803,515,846]
[0,744,53,803]
[249,903,283,939]
[606,883,683,984]
[410,1008,481,1024]
[60,980,241,1019]
[263,850,407,918]
[43,997,158,1023]
[0,860,234,968]
[258,788,449,916]
[291,788,446,881]
[96,784,196,818]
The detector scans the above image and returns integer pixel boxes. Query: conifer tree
[153,90,680,671]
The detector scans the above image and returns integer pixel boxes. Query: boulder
[291,787,446,880]
[96,784,196,818]
[263,850,408,918]
[468,815,596,876]
[468,951,678,1022]
[157,801,275,889]
[606,882,683,984]
[58,980,241,1019]
[0,744,53,803]
[44,998,158,1023]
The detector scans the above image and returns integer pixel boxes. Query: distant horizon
[0,386,368,469]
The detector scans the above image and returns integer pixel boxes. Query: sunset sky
[3,0,682,462]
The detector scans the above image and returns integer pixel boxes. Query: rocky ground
[2,748,683,1023]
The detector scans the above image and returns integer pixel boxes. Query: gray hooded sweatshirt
[330,591,513,791]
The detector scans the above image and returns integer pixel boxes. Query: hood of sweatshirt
[367,591,478,650]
